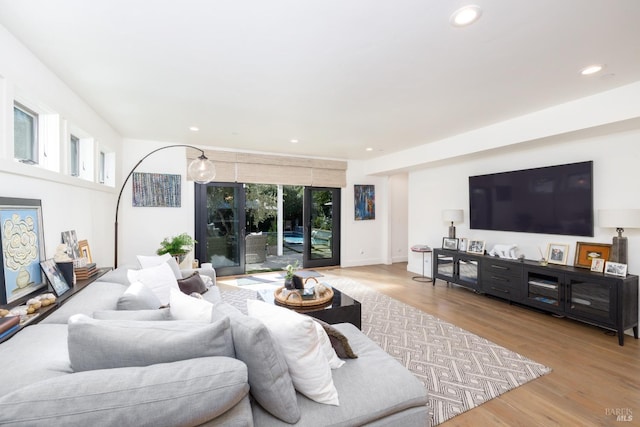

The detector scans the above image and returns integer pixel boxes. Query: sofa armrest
[0,357,249,426]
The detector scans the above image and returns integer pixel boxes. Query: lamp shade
[442,209,464,224]
[188,155,216,184]
[598,209,640,229]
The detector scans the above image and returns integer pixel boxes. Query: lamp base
[611,236,628,264]
[448,225,456,239]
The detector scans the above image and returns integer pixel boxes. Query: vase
[284,277,294,290]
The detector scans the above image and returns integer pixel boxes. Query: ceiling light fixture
[580,64,605,76]
[450,5,482,27]
[365,147,373,152]
[189,126,200,132]
[290,139,299,143]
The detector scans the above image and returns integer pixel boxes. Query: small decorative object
[539,258,548,266]
[573,242,612,269]
[157,233,196,264]
[284,260,299,290]
[442,237,459,250]
[467,239,485,255]
[604,261,627,277]
[458,238,468,252]
[316,283,329,296]
[590,258,605,273]
[488,244,518,259]
[40,259,71,297]
[546,243,569,265]
[78,240,93,264]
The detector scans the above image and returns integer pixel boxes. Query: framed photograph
[442,237,459,250]
[458,238,468,252]
[574,242,612,269]
[40,259,71,297]
[467,240,485,255]
[604,261,627,277]
[0,197,47,305]
[546,243,569,265]
[78,240,93,263]
[61,230,80,259]
[590,258,605,273]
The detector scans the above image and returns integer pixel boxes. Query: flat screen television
[469,161,593,237]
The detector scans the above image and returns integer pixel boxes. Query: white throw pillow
[137,253,182,280]
[246,299,339,406]
[169,288,213,322]
[127,262,179,306]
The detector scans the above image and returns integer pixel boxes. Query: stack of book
[0,316,20,340]
[74,263,98,280]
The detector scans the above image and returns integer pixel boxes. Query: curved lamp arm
[114,144,215,267]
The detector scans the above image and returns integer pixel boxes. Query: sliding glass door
[194,183,246,276]
[303,187,340,268]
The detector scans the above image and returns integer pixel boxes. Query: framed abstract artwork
[132,172,181,207]
[0,197,47,305]
[354,185,375,220]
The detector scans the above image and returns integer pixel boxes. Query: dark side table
[411,245,433,283]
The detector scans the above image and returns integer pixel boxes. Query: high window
[69,134,80,176]
[13,103,38,164]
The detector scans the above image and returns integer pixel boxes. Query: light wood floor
[313,263,640,427]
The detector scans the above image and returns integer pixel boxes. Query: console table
[433,248,638,346]
[0,267,111,343]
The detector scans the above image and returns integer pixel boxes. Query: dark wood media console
[433,248,639,346]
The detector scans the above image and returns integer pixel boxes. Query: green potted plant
[157,233,196,264]
[284,260,299,289]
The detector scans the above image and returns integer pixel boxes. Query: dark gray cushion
[311,318,357,359]
[117,281,163,310]
[67,314,233,372]
[0,357,249,427]
[177,271,208,294]
[93,308,171,321]
[212,301,300,424]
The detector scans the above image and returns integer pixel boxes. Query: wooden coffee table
[257,287,361,329]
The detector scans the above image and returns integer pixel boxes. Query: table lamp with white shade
[442,209,464,238]
[598,209,640,264]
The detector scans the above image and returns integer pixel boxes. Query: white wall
[0,24,121,268]
[389,173,408,264]
[117,140,196,267]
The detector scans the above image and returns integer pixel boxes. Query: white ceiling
[1,0,639,160]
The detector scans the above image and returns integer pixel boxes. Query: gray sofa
[0,265,428,426]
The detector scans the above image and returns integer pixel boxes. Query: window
[14,103,38,164]
[70,134,80,177]
[98,151,105,184]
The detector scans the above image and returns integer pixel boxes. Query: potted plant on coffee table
[284,260,299,290]
[157,233,196,264]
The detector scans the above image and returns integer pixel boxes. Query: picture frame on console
[40,259,71,297]
[458,238,468,252]
[0,197,47,305]
[442,237,459,250]
[604,261,627,277]
[78,240,93,263]
[467,240,485,255]
[546,243,569,265]
[591,258,605,273]
[574,242,612,269]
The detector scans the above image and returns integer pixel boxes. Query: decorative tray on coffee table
[273,285,334,308]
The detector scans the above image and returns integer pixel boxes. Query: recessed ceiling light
[580,64,605,76]
[365,147,373,152]
[290,139,299,144]
[450,5,482,27]
[189,126,199,132]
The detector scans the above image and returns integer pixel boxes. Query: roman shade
[186,148,347,188]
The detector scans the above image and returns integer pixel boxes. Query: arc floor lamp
[114,144,216,267]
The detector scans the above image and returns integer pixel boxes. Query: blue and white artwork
[354,185,375,221]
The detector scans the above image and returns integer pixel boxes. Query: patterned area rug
[219,277,552,425]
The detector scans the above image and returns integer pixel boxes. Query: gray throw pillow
[0,357,249,426]
[177,271,208,295]
[93,308,172,321]
[67,314,233,372]
[211,301,300,424]
[116,281,163,310]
